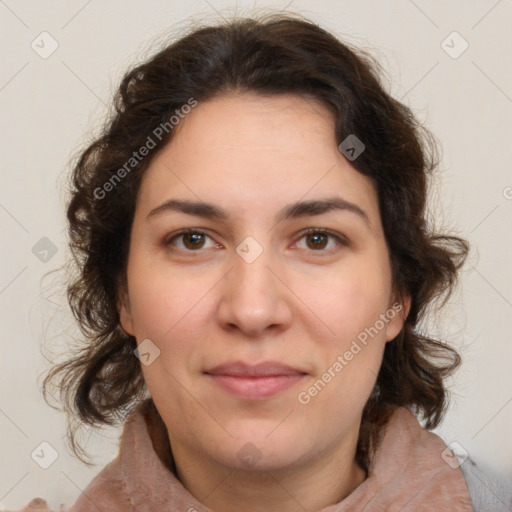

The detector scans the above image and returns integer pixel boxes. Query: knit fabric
[18,399,473,511]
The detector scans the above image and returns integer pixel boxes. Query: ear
[117,288,135,336]
[385,294,411,342]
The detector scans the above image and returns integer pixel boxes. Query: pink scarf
[20,399,472,511]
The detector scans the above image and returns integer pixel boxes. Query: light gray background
[1,0,511,510]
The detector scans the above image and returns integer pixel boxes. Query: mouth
[204,361,307,400]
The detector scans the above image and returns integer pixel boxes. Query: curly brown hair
[43,12,468,469]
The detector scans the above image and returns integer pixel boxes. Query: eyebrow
[147,196,371,228]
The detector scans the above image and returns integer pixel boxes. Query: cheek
[292,253,392,406]
[127,265,215,417]
[297,255,393,345]
[125,259,219,397]
[127,252,216,339]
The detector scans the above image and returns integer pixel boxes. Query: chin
[215,425,308,470]
[225,444,307,473]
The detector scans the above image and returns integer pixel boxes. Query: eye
[294,229,348,253]
[163,228,348,254]
[164,229,220,251]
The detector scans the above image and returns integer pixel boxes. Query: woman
[21,12,475,511]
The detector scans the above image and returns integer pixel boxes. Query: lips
[206,361,305,377]
[205,361,307,400]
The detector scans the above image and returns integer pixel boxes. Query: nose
[216,243,293,337]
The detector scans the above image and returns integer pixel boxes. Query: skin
[118,93,409,512]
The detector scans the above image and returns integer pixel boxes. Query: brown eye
[165,229,218,252]
[182,232,206,250]
[295,229,347,253]
[305,232,328,250]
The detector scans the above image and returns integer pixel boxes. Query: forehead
[136,93,379,224]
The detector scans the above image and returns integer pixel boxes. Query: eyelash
[163,228,349,256]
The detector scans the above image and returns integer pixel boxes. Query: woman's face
[119,93,406,474]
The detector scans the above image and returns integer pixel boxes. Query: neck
[169,433,367,512]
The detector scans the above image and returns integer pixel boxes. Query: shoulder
[14,457,133,512]
[10,497,55,511]
[67,457,134,511]
[459,457,512,511]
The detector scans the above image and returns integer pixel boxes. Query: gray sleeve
[460,458,512,512]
